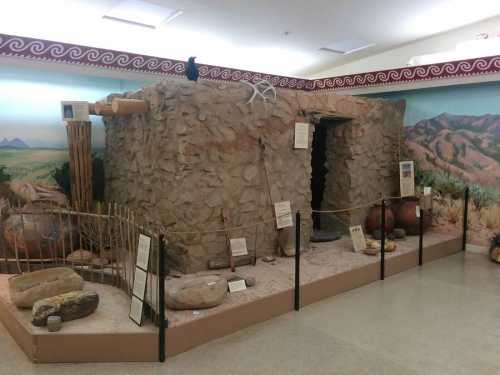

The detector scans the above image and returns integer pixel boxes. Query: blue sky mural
[0,66,146,148]
[371,81,500,126]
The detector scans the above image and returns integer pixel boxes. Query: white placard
[132,267,148,299]
[228,279,247,293]
[399,161,415,197]
[129,295,144,326]
[416,205,421,218]
[61,101,89,122]
[349,225,367,253]
[230,238,248,257]
[136,234,151,270]
[294,122,309,149]
[423,186,432,196]
[274,201,293,229]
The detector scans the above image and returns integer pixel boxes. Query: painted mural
[0,66,145,206]
[373,82,500,247]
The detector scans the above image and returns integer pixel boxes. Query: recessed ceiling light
[320,39,375,55]
[103,0,182,29]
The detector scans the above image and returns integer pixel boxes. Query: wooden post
[66,121,93,211]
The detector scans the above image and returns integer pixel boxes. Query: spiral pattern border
[1,33,500,91]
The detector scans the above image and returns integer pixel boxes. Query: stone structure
[103,80,405,272]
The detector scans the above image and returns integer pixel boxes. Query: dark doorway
[311,121,328,230]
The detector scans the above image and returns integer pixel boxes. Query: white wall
[311,15,500,78]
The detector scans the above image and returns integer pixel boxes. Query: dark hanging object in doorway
[186,56,199,82]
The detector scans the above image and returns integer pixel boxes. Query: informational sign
[230,238,248,257]
[274,201,293,229]
[421,187,432,210]
[132,268,148,299]
[129,296,144,326]
[294,122,309,149]
[228,279,247,293]
[129,233,151,326]
[416,205,421,218]
[61,101,89,122]
[136,234,151,270]
[399,161,415,197]
[349,225,367,253]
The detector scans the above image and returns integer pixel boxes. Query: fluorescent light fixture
[103,0,181,29]
[408,36,500,66]
[320,39,375,55]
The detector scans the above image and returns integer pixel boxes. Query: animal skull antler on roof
[241,79,277,105]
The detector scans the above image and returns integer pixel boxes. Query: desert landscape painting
[404,113,500,246]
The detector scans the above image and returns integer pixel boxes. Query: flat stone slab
[32,290,99,327]
[9,267,84,308]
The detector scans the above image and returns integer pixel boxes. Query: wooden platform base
[0,235,462,363]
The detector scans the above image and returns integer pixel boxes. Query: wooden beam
[94,102,114,116]
[111,99,149,115]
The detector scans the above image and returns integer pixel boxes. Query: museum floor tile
[1,251,500,375]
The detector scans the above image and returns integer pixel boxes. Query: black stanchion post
[294,211,301,311]
[462,187,469,252]
[418,206,424,266]
[380,200,386,280]
[158,235,166,363]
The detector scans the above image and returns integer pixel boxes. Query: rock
[278,227,295,257]
[9,267,84,308]
[166,275,228,310]
[244,276,256,287]
[393,228,406,239]
[90,257,109,268]
[47,315,62,332]
[32,290,99,327]
[67,250,94,263]
[262,256,276,263]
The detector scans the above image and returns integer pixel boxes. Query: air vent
[320,39,374,55]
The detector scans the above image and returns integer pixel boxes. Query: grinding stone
[311,230,341,243]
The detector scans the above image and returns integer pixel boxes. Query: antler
[241,80,277,104]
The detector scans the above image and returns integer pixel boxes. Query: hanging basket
[488,234,500,264]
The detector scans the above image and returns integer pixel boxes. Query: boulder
[67,250,94,263]
[166,275,227,310]
[9,267,84,308]
[32,290,99,326]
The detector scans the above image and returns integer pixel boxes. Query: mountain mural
[405,113,500,190]
[0,138,30,149]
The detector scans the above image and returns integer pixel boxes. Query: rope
[312,195,405,214]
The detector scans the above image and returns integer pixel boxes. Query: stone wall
[103,80,405,272]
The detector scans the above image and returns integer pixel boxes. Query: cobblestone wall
[103,80,405,272]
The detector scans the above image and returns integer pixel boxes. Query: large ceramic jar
[364,204,395,234]
[3,211,68,259]
[395,198,432,235]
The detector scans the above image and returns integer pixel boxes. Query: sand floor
[0,229,461,333]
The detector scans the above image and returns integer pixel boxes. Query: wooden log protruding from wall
[94,101,114,116]
[111,99,149,115]
[66,121,93,211]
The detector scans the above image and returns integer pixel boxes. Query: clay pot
[364,204,395,234]
[3,211,70,258]
[395,199,432,235]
